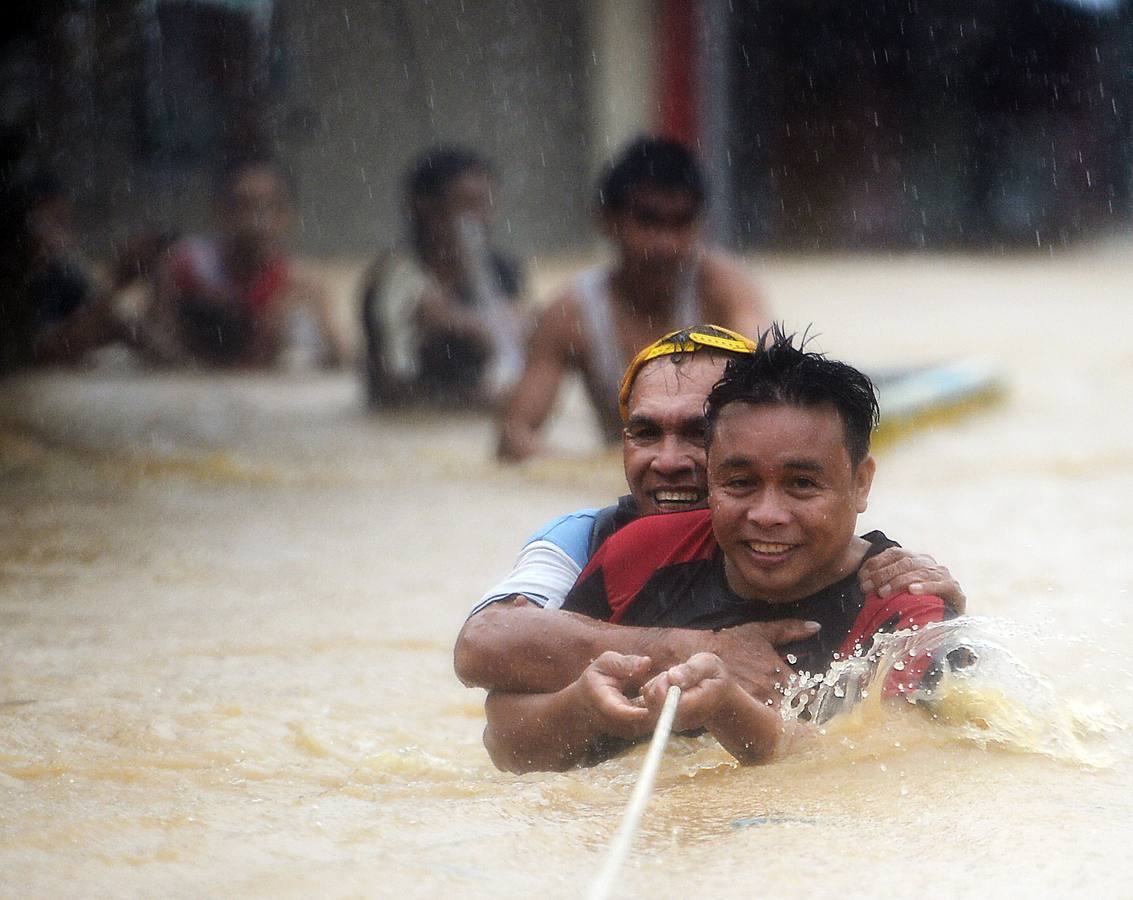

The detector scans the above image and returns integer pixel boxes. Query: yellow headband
[617,324,757,423]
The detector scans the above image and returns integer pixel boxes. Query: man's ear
[409,194,432,222]
[853,454,876,514]
[597,207,620,240]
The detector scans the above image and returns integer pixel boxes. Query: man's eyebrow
[626,413,706,430]
[783,458,826,474]
[717,455,826,473]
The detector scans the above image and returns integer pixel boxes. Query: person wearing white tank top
[497,136,769,460]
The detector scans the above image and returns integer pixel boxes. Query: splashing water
[782,618,1124,766]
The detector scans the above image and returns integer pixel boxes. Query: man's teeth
[654,490,700,503]
[748,541,793,554]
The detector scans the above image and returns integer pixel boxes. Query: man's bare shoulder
[529,279,588,350]
[699,248,761,294]
[284,259,332,299]
[698,248,768,335]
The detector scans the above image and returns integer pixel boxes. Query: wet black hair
[705,324,880,465]
[406,145,492,201]
[597,136,707,213]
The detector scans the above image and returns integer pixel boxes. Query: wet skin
[226,165,293,256]
[622,353,727,516]
[708,401,876,603]
[602,185,702,286]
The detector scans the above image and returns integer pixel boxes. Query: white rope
[587,684,682,900]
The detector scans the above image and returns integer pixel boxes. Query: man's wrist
[560,676,613,761]
[636,627,695,674]
[709,681,782,763]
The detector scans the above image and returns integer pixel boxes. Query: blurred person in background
[360,145,530,407]
[19,172,126,365]
[11,171,187,369]
[496,136,769,462]
[144,156,348,369]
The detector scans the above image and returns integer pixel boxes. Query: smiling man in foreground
[455,326,963,707]
[482,326,955,771]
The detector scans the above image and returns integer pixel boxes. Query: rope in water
[587,684,682,900]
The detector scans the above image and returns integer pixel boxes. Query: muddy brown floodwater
[2,250,1131,898]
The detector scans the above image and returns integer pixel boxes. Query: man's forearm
[455,604,696,693]
[705,683,782,765]
[495,338,565,462]
[482,685,597,773]
[417,286,491,343]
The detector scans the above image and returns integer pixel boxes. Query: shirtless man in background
[496,136,769,461]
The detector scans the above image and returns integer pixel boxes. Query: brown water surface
[2,252,1131,898]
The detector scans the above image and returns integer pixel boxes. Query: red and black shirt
[561,508,951,676]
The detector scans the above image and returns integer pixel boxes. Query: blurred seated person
[360,145,530,407]
[21,173,179,367]
[496,136,769,462]
[145,156,348,369]
[21,172,124,365]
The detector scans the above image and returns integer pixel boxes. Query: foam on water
[783,617,1125,766]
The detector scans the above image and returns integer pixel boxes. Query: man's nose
[650,435,694,476]
[746,488,791,527]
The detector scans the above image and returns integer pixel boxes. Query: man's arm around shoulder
[456,595,821,702]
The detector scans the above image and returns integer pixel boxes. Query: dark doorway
[729,1,1133,250]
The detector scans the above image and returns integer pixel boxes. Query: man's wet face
[225,165,292,250]
[708,402,875,603]
[622,354,726,516]
[605,185,702,278]
[443,170,493,226]
[417,169,494,250]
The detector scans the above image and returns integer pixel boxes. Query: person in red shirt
[145,157,348,368]
[456,327,964,708]
[483,325,954,771]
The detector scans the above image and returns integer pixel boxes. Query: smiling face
[708,401,875,603]
[622,353,726,516]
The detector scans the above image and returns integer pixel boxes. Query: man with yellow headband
[455,325,964,703]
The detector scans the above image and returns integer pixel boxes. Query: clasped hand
[579,650,743,738]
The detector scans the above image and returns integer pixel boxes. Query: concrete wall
[38,0,600,261]
[279,0,595,257]
[584,0,657,175]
